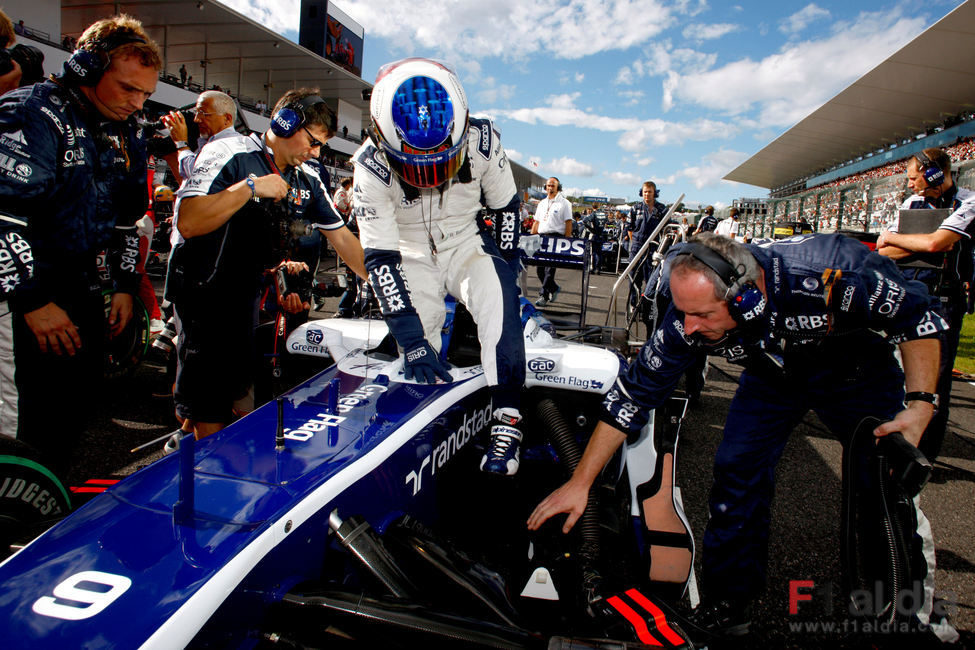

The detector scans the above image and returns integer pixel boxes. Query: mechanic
[167,88,365,442]
[0,15,160,474]
[875,147,975,461]
[529,232,951,640]
[531,177,574,307]
[693,205,718,236]
[353,57,526,476]
[626,180,667,307]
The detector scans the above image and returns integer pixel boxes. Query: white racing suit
[352,118,524,406]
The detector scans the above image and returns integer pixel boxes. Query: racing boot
[480,408,523,476]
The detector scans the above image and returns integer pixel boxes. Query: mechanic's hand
[254,174,290,201]
[403,341,452,384]
[108,292,134,337]
[875,229,891,249]
[24,302,81,356]
[161,110,189,143]
[873,403,934,447]
[277,260,309,275]
[527,477,591,534]
[281,292,310,314]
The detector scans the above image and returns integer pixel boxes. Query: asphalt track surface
[63,250,975,649]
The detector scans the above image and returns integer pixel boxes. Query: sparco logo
[363,152,391,185]
[840,285,856,312]
[306,328,323,345]
[528,357,556,373]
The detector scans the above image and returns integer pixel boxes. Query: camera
[143,108,201,158]
[0,44,45,86]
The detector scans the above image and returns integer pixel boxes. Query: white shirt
[715,217,740,238]
[534,193,573,235]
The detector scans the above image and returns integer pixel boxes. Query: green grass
[956,313,975,374]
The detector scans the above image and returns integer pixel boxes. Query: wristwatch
[245,177,258,202]
[173,140,188,150]
[904,391,939,413]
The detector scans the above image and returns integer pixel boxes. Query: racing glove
[404,340,452,383]
[366,247,453,384]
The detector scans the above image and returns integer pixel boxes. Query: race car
[0,299,696,649]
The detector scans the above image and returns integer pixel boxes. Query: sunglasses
[302,126,325,149]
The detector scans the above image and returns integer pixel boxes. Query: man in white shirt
[531,177,574,306]
[715,208,740,239]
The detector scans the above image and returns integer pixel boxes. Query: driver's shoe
[686,599,752,640]
[480,408,523,476]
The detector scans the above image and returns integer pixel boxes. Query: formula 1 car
[0,300,696,649]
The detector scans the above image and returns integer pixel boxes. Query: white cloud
[682,23,738,40]
[617,89,645,106]
[635,156,655,166]
[506,148,523,162]
[575,72,585,83]
[339,0,674,61]
[582,187,606,196]
[666,8,927,126]
[563,186,584,197]
[671,149,750,190]
[614,41,716,90]
[607,171,643,185]
[780,4,830,35]
[492,94,736,149]
[547,156,596,177]
[476,77,516,104]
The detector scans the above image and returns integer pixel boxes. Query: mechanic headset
[63,31,147,87]
[550,177,562,192]
[914,150,945,188]
[675,242,765,325]
[641,182,659,199]
[270,94,330,138]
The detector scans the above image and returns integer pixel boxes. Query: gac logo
[528,357,556,373]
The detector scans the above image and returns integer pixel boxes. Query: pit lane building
[724,0,975,238]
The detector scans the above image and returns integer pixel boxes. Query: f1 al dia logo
[306,328,324,345]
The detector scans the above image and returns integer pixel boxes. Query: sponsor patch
[306,328,324,345]
[358,145,392,186]
[470,117,492,160]
[802,277,818,291]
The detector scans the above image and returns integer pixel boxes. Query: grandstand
[725,0,975,239]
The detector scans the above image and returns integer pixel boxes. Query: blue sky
[226,0,965,207]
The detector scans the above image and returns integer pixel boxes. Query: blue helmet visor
[379,135,467,188]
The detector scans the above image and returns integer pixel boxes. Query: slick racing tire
[0,435,72,559]
[103,291,150,379]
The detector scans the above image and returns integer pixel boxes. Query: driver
[529,233,955,641]
[352,58,526,476]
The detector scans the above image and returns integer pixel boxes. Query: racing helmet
[370,58,469,189]
[153,185,175,202]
